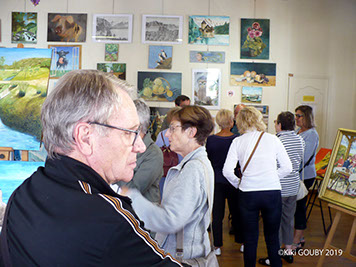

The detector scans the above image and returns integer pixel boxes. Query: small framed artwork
[240,18,270,60]
[230,62,276,87]
[47,13,87,42]
[242,87,262,104]
[192,69,221,109]
[142,15,183,44]
[137,71,182,102]
[188,15,230,46]
[93,14,133,43]
[319,128,356,212]
[97,63,126,80]
[244,104,269,130]
[12,12,37,44]
[189,51,225,63]
[149,45,172,69]
[105,44,119,61]
[48,45,82,79]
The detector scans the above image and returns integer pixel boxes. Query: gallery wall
[0,0,355,149]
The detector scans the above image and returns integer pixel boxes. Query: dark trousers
[212,183,243,247]
[294,178,315,230]
[239,190,282,267]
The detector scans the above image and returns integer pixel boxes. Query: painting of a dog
[48,13,87,42]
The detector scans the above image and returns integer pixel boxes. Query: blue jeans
[239,190,282,267]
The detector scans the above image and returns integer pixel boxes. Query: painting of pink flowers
[240,19,270,59]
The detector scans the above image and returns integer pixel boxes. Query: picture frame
[319,128,356,212]
[92,14,133,43]
[148,45,172,69]
[105,44,119,61]
[242,86,262,104]
[189,51,225,63]
[142,15,183,44]
[12,12,37,44]
[230,62,276,87]
[192,69,221,109]
[47,13,87,42]
[48,45,82,79]
[97,63,126,80]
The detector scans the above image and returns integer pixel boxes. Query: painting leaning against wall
[0,47,52,151]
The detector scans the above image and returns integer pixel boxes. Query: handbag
[296,180,308,201]
[175,160,219,267]
[160,132,179,177]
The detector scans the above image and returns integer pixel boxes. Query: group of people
[0,70,319,267]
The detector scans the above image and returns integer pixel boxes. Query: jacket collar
[173,146,206,171]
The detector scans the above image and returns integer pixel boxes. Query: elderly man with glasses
[0,70,184,267]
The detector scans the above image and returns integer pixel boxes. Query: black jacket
[1,156,182,267]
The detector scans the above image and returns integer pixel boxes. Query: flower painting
[240,19,270,59]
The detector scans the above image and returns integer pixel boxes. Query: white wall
[0,0,355,148]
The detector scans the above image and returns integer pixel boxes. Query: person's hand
[119,186,130,197]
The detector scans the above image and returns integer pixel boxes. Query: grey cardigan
[129,146,214,260]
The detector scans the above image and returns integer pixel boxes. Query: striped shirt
[277,131,305,197]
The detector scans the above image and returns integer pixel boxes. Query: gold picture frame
[319,128,356,212]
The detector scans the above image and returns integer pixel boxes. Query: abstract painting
[230,62,276,87]
[12,12,37,44]
[47,13,87,42]
[189,16,230,46]
[189,51,225,63]
[97,63,126,80]
[105,44,119,61]
[137,71,182,102]
[93,14,133,43]
[192,69,221,109]
[0,47,52,150]
[48,45,81,79]
[242,87,262,104]
[240,19,270,59]
[148,45,172,69]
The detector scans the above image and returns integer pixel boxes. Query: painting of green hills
[0,47,51,150]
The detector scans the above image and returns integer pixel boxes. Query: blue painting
[148,45,172,69]
[49,45,81,78]
[242,87,262,104]
[0,161,45,203]
[189,51,225,63]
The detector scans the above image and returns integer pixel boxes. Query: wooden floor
[216,191,356,266]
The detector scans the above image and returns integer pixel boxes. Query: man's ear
[73,122,94,156]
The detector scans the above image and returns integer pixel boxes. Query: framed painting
[188,15,229,46]
[105,44,119,61]
[319,128,356,212]
[137,71,182,102]
[240,18,270,59]
[97,63,126,80]
[0,47,52,150]
[242,87,262,104]
[47,13,87,42]
[92,14,133,43]
[189,51,225,63]
[142,15,183,44]
[149,45,172,69]
[48,45,81,79]
[244,104,269,129]
[230,62,276,87]
[192,69,221,109]
[149,107,171,140]
[12,12,37,44]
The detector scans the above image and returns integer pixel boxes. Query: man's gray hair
[134,98,150,134]
[41,70,137,159]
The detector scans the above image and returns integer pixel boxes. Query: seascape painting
[230,62,276,87]
[189,51,225,63]
[242,87,262,104]
[192,69,221,109]
[97,63,126,80]
[93,14,133,43]
[0,47,52,150]
[48,45,81,79]
[47,13,87,42]
[105,44,119,61]
[189,16,230,46]
[137,71,182,102]
[148,46,172,69]
[12,12,37,44]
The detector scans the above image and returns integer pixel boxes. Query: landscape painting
[230,62,276,87]
[137,71,182,102]
[319,128,356,212]
[93,14,133,43]
[240,18,270,59]
[47,13,87,42]
[97,63,126,80]
[12,12,37,44]
[142,15,183,44]
[242,87,262,104]
[105,44,119,61]
[48,45,81,79]
[189,16,230,46]
[192,69,221,109]
[148,45,172,69]
[0,47,52,150]
[189,51,225,63]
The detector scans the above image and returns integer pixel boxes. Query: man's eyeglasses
[88,121,141,146]
[295,114,304,118]
[168,124,182,133]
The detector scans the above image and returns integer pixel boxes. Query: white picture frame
[192,69,221,109]
[142,15,183,44]
[92,14,133,43]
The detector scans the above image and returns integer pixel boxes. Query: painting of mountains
[93,14,133,43]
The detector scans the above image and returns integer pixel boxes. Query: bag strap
[299,152,315,174]
[242,132,264,174]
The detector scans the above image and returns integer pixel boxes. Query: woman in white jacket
[223,106,292,267]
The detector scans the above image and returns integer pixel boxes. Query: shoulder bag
[160,132,179,177]
[297,153,315,200]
